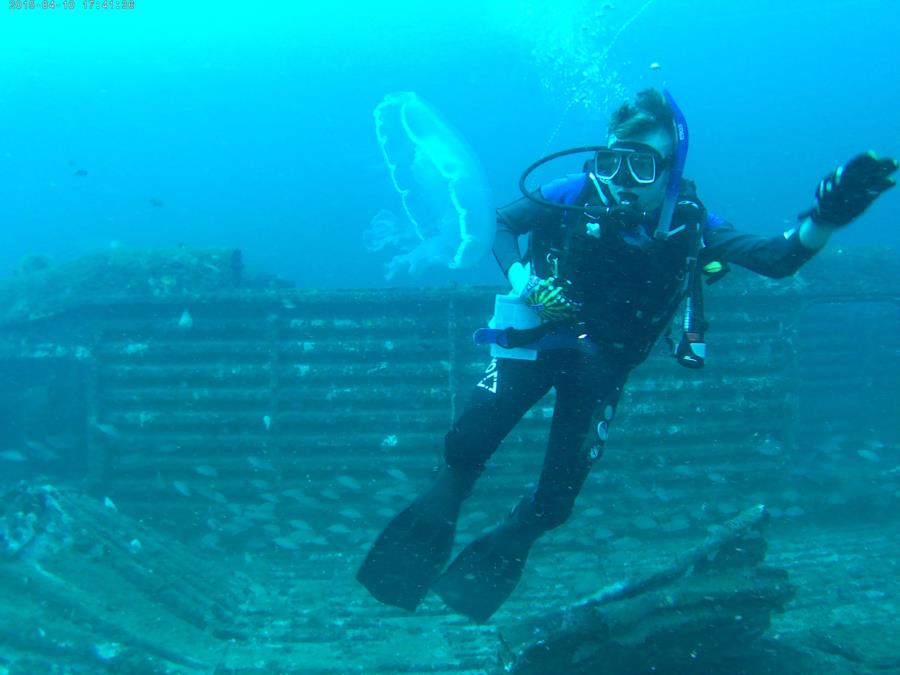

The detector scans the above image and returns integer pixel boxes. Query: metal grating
[0,247,897,538]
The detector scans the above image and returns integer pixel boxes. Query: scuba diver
[357,88,898,623]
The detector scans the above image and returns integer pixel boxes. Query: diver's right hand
[521,275,581,322]
[804,151,898,227]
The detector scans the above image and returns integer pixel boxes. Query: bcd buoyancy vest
[533,173,710,365]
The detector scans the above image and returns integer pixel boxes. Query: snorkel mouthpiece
[653,90,689,240]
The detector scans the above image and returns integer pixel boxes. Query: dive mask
[593,142,669,185]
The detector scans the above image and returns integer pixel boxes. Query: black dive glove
[802,151,898,227]
[674,197,705,228]
[673,179,706,229]
[521,275,581,322]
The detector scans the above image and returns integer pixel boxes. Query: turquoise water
[0,3,899,672]
[1,0,897,287]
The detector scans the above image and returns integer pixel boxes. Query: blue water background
[1,0,897,288]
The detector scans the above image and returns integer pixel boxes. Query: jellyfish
[367,91,494,279]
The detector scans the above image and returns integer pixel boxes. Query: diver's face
[603,126,674,211]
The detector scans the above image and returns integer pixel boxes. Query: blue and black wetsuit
[444,173,819,534]
[356,170,825,623]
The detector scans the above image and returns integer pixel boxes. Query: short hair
[607,88,674,143]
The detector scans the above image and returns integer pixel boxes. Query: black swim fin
[356,465,470,611]
[432,513,542,623]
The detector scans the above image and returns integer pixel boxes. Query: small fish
[173,481,192,497]
[706,472,728,484]
[273,536,301,550]
[148,197,164,208]
[288,519,312,531]
[25,440,58,461]
[195,465,218,477]
[857,449,880,463]
[103,496,118,511]
[651,487,672,503]
[93,422,121,438]
[661,517,690,533]
[246,502,276,520]
[386,468,408,481]
[223,519,250,535]
[0,450,27,462]
[335,475,361,491]
[755,439,783,457]
[250,479,269,490]
[115,453,143,468]
[74,168,88,177]
[178,309,193,330]
[631,515,657,530]
[42,435,74,450]
[593,527,615,540]
[374,487,404,503]
[200,533,221,549]
[247,456,276,472]
[650,61,661,70]
[245,538,269,551]
[339,508,362,520]
[193,486,225,503]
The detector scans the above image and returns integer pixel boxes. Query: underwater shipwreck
[0,246,898,674]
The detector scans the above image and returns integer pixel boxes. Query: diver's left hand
[803,151,898,227]
[673,197,705,228]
